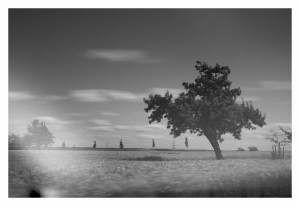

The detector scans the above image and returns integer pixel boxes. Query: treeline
[9,119,55,149]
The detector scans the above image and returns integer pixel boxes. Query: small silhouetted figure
[93,140,96,148]
[152,139,155,148]
[62,141,66,148]
[119,139,124,149]
[185,137,189,150]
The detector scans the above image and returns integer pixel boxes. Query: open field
[9,150,291,197]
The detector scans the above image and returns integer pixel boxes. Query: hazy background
[9,9,291,150]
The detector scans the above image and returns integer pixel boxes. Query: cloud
[70,89,144,102]
[89,126,115,132]
[146,124,166,130]
[34,116,74,125]
[70,90,108,102]
[90,119,112,126]
[9,91,68,102]
[84,49,162,63]
[243,81,291,91]
[69,87,215,103]
[100,112,120,116]
[131,125,154,132]
[45,95,68,101]
[9,91,37,101]
[69,87,185,103]
[114,125,131,130]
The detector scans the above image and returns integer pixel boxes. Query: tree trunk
[205,130,224,160]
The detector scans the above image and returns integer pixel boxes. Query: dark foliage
[248,146,259,151]
[8,133,23,149]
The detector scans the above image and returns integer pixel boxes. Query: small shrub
[248,146,259,151]
[237,147,245,151]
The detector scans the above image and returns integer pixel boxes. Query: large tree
[144,61,266,159]
[23,119,55,148]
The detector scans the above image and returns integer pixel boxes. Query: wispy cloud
[89,126,115,132]
[90,119,112,126]
[69,89,144,102]
[114,125,131,130]
[9,91,37,101]
[34,116,74,125]
[100,112,120,116]
[84,49,163,63]
[69,88,184,103]
[243,81,291,91]
[146,124,166,130]
[45,95,68,101]
[9,91,68,102]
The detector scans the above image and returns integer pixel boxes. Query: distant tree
[8,133,23,149]
[248,146,259,151]
[152,139,155,148]
[62,141,66,148]
[23,119,55,148]
[144,61,266,159]
[237,147,245,151]
[185,137,189,150]
[266,127,291,159]
[266,127,291,147]
[279,127,292,143]
[119,139,124,149]
[93,140,96,148]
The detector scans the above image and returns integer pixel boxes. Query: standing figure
[93,140,96,148]
[119,139,124,149]
[185,137,189,150]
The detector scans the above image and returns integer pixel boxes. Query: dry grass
[9,150,291,197]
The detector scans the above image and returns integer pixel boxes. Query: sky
[8,9,291,150]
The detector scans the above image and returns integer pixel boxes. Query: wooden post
[278,142,281,159]
[283,147,285,159]
[274,145,277,159]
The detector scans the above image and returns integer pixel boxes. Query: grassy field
[9,149,291,197]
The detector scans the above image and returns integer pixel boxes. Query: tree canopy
[144,61,266,159]
[23,119,55,148]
